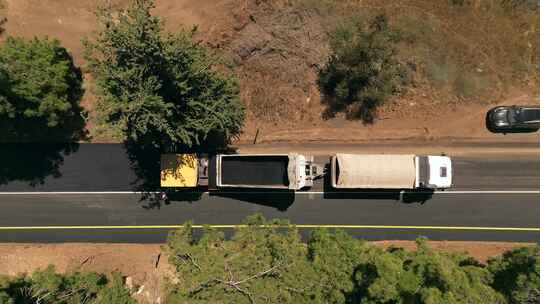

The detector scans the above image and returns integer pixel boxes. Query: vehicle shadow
[322,165,434,204]
[0,143,79,188]
[210,188,295,212]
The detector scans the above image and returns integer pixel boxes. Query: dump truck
[330,154,452,190]
[160,153,321,190]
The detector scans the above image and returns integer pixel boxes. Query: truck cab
[160,154,208,188]
[415,155,452,189]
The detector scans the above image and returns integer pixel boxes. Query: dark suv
[486,105,540,133]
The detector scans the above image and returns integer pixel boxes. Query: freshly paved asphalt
[1,143,540,243]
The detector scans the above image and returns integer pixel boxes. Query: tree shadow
[322,164,434,204]
[210,189,295,212]
[0,45,87,187]
[123,135,237,209]
[0,143,79,187]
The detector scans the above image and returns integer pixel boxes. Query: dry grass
[289,0,540,103]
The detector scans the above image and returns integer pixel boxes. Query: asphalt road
[1,143,540,243]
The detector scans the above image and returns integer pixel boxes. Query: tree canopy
[0,266,134,304]
[84,0,245,150]
[488,245,540,304]
[166,214,519,304]
[0,37,85,142]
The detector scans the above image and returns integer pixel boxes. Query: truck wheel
[160,192,168,201]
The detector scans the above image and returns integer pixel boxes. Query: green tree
[84,0,245,150]
[0,274,14,304]
[488,244,540,304]
[166,215,515,304]
[96,272,136,304]
[0,37,86,142]
[317,14,409,123]
[307,228,376,303]
[355,238,505,304]
[0,265,134,304]
[166,214,317,304]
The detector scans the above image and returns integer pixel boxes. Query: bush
[355,238,505,303]
[502,0,540,10]
[0,266,134,304]
[488,244,540,304]
[317,14,410,122]
[0,37,86,142]
[84,0,245,150]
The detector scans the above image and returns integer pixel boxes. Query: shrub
[317,14,410,122]
[0,265,134,304]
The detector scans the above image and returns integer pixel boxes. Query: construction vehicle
[160,153,321,190]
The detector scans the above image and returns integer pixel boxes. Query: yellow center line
[0,225,539,231]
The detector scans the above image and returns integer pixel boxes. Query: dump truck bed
[218,155,289,187]
[332,154,416,189]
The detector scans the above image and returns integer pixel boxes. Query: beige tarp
[334,154,416,188]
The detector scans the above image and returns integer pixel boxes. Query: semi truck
[330,154,452,190]
[160,153,321,190]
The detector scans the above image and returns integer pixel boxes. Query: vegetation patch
[289,0,540,121]
[0,37,86,142]
[84,0,245,150]
[317,14,410,122]
[0,266,134,304]
[165,214,540,304]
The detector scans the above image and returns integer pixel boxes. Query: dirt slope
[3,0,540,143]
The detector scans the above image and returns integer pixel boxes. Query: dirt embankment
[0,241,533,303]
[3,0,540,144]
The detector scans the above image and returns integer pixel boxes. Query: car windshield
[508,108,518,123]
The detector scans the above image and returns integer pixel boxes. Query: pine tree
[84,0,245,150]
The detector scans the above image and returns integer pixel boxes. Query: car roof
[520,107,540,122]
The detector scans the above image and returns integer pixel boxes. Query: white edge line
[1,190,540,195]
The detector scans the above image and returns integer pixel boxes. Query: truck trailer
[160,153,321,190]
[330,154,452,190]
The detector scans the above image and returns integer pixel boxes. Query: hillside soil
[3,0,540,144]
[0,241,532,303]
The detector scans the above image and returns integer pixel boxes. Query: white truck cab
[415,155,452,189]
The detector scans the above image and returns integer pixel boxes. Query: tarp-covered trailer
[330,153,452,189]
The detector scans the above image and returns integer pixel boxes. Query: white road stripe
[1,190,540,195]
